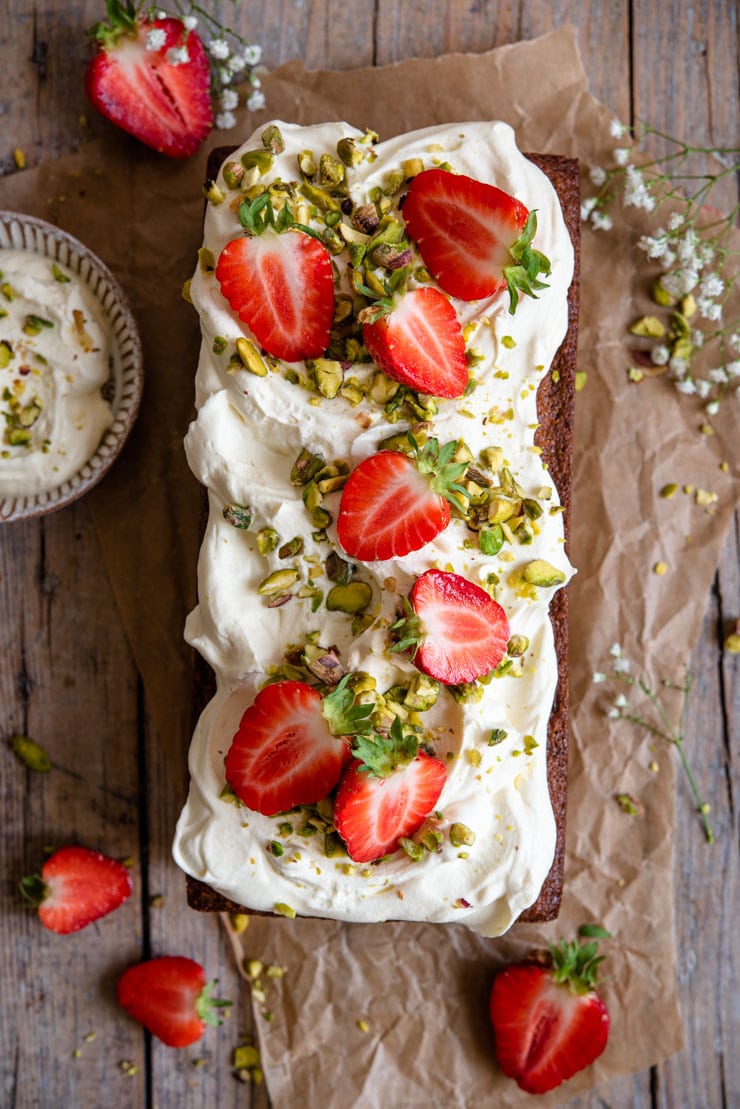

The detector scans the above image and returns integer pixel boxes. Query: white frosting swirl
[173,121,574,936]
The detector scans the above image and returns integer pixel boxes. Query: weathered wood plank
[0,505,145,1107]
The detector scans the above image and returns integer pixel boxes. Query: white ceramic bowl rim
[0,210,144,523]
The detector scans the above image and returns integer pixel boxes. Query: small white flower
[243,43,263,66]
[219,68,232,85]
[250,75,262,88]
[226,53,245,72]
[669,355,688,375]
[613,147,630,166]
[675,378,697,395]
[696,379,711,399]
[614,693,628,708]
[607,707,621,719]
[156,9,167,18]
[614,657,631,673]
[726,359,740,377]
[662,248,676,267]
[704,301,723,322]
[700,273,724,298]
[706,400,720,416]
[692,329,704,348]
[609,643,623,658]
[165,45,189,65]
[609,118,625,138]
[668,212,683,231]
[209,38,230,60]
[589,165,607,186]
[580,197,598,221]
[651,344,670,366]
[215,110,237,130]
[220,88,239,110]
[146,27,167,51]
[708,367,728,384]
[662,268,698,299]
[183,15,197,30]
[677,233,699,267]
[696,241,716,267]
[592,671,607,684]
[591,211,613,231]
[246,89,266,112]
[730,333,740,354]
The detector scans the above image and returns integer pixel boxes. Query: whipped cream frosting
[173,120,574,936]
[0,249,113,496]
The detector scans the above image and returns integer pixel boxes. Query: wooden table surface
[1,2,737,1107]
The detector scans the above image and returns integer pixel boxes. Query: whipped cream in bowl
[173,121,575,936]
[0,212,143,522]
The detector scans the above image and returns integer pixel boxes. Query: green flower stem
[616,672,714,843]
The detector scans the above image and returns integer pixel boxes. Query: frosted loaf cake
[173,121,579,937]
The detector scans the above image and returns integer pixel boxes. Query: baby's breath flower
[613,147,630,166]
[215,110,237,130]
[591,211,613,232]
[183,14,197,30]
[610,118,626,138]
[691,330,704,347]
[607,707,621,719]
[695,379,712,399]
[580,197,598,221]
[247,89,266,112]
[166,45,189,65]
[730,334,740,354]
[614,657,631,674]
[623,165,655,210]
[592,671,607,684]
[209,38,230,60]
[589,165,607,186]
[675,377,697,395]
[146,27,166,51]
[727,359,740,377]
[220,89,239,110]
[651,344,670,366]
[638,232,669,260]
[699,273,724,298]
[708,367,728,384]
[609,643,623,658]
[614,693,628,708]
[243,44,263,66]
[705,400,720,415]
[669,355,688,376]
[219,68,233,85]
[226,53,245,72]
[696,297,722,322]
[668,212,683,231]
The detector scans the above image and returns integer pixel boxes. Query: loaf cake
[173,121,579,937]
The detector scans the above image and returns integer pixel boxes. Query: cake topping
[402,167,551,312]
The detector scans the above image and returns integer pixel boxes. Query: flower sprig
[143,1,266,125]
[593,644,714,844]
[582,120,739,414]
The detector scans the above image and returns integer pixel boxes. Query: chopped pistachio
[501,335,516,349]
[240,149,274,175]
[13,147,26,169]
[262,124,285,154]
[523,559,566,587]
[420,828,443,852]
[326,581,372,614]
[278,537,304,559]
[181,279,192,303]
[212,335,228,355]
[651,278,676,306]
[523,734,539,754]
[52,262,70,284]
[269,840,284,857]
[488,728,508,746]
[400,837,424,861]
[291,447,325,486]
[628,315,665,338]
[653,561,668,576]
[222,160,246,189]
[257,569,300,596]
[202,179,226,205]
[223,503,252,530]
[307,358,343,398]
[449,823,476,847]
[230,913,249,934]
[356,1019,370,1033]
[660,482,679,499]
[575,371,588,392]
[256,528,279,556]
[506,634,529,657]
[616,793,643,816]
[198,247,215,273]
[725,632,740,654]
[326,551,354,584]
[336,137,364,167]
[274,902,296,919]
[235,337,268,376]
[9,734,52,772]
[233,1044,261,1070]
[318,154,345,188]
[0,341,13,369]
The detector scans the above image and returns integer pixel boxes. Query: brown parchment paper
[2,25,737,1107]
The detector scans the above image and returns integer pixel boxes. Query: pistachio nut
[258,569,300,596]
[522,559,566,587]
[307,358,344,399]
[261,124,285,154]
[223,503,252,530]
[240,149,274,175]
[256,528,279,556]
[326,581,372,614]
[235,337,268,377]
[291,448,325,486]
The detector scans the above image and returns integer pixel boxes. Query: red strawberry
[336,436,469,562]
[362,287,469,398]
[21,845,133,934]
[85,5,213,158]
[392,568,510,685]
[402,168,551,311]
[490,927,611,1094]
[117,956,231,1048]
[334,719,447,862]
[225,676,373,816]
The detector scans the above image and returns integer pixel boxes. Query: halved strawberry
[216,193,335,362]
[85,6,213,158]
[362,287,469,398]
[21,845,133,934]
[392,569,510,685]
[224,676,373,816]
[402,168,551,311]
[336,436,469,562]
[334,719,447,862]
[490,927,611,1094]
[117,956,231,1048]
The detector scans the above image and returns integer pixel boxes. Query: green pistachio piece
[212,336,228,355]
[404,674,440,711]
[318,154,346,189]
[351,612,374,636]
[278,537,304,558]
[198,247,215,273]
[317,473,348,494]
[420,828,443,851]
[488,728,508,746]
[506,634,530,657]
[628,315,665,339]
[480,446,504,473]
[324,831,347,858]
[262,125,285,154]
[300,181,340,212]
[515,518,535,545]
[651,279,676,306]
[258,569,300,596]
[222,160,246,189]
[274,902,296,918]
[680,293,697,318]
[240,149,274,175]
[0,341,13,369]
[256,528,279,556]
[326,551,353,585]
[17,403,41,429]
[488,497,519,524]
[449,823,476,847]
[522,559,566,587]
[522,498,544,520]
[479,525,504,556]
[9,734,52,772]
[402,157,424,178]
[399,837,424,862]
[1,281,16,301]
[326,581,372,614]
[297,150,317,176]
[311,506,333,529]
[202,180,226,205]
[367,218,404,249]
[307,358,344,399]
[235,337,268,377]
[292,448,325,486]
[336,137,364,167]
[7,428,31,446]
[52,262,71,283]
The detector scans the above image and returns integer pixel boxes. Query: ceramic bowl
[0,211,143,522]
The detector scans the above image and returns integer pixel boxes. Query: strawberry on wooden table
[336,435,469,561]
[489,925,611,1094]
[334,717,447,862]
[402,168,551,312]
[21,845,133,934]
[85,2,213,158]
[392,568,510,685]
[362,286,469,398]
[117,956,231,1048]
[216,193,335,362]
[225,675,373,816]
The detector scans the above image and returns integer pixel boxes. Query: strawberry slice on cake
[402,168,552,312]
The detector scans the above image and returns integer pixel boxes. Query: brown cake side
[185,148,580,924]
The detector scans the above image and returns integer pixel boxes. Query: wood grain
[0,2,737,1107]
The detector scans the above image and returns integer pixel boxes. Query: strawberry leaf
[502,211,552,315]
[195,979,233,1027]
[321,674,374,737]
[352,716,419,777]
